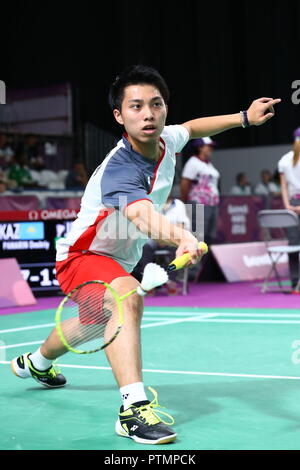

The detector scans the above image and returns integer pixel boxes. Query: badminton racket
[55,262,168,354]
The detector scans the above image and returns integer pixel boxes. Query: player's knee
[125,293,144,320]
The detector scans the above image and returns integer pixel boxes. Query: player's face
[113,84,167,143]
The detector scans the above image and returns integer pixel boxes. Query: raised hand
[247,97,281,126]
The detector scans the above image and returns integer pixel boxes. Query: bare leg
[39,275,143,386]
[105,276,144,387]
[40,328,69,360]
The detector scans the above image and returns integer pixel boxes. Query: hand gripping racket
[167,241,208,273]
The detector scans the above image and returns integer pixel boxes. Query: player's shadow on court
[154,380,300,427]
[26,384,116,392]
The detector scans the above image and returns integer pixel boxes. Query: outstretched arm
[182,97,281,139]
[124,200,203,264]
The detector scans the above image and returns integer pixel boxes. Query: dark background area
[2,0,299,148]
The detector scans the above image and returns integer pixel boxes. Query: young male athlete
[11,65,281,445]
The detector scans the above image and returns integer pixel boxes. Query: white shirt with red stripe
[56,125,189,272]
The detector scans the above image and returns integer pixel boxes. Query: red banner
[0,209,78,221]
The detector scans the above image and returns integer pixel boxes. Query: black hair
[108,64,170,111]
[236,172,245,184]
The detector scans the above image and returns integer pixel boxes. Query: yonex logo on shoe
[130,425,138,432]
[122,393,129,399]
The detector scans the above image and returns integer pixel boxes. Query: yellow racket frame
[55,280,136,354]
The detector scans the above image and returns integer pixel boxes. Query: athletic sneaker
[115,387,176,445]
[11,352,66,388]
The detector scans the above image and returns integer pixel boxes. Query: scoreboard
[0,209,77,295]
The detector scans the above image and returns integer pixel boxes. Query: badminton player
[11,65,281,445]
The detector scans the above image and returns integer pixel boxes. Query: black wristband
[242,110,250,127]
[240,111,250,128]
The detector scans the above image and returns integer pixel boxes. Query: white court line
[144,307,300,318]
[140,313,219,329]
[2,311,300,335]
[0,323,55,334]
[0,313,219,335]
[187,319,300,324]
[144,311,300,318]
[0,314,219,350]
[3,317,299,351]
[2,313,300,350]
[216,313,300,318]
[143,317,300,324]
[0,340,43,349]
[1,360,299,381]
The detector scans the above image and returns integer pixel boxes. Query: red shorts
[56,251,131,295]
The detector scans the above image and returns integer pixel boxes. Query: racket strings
[59,283,119,351]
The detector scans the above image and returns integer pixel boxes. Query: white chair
[257,209,300,293]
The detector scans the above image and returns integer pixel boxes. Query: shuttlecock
[137,263,169,296]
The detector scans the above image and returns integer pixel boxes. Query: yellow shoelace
[137,386,175,426]
[49,360,60,378]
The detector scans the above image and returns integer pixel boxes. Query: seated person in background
[0,133,15,169]
[254,169,281,197]
[29,157,58,189]
[132,192,191,295]
[16,134,43,168]
[230,172,252,195]
[0,181,6,194]
[65,162,88,190]
[0,168,17,192]
[7,152,39,189]
[0,169,8,193]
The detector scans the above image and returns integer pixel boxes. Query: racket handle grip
[167,242,208,272]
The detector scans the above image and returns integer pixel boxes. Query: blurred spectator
[273,168,281,189]
[254,169,281,197]
[65,162,88,190]
[230,172,252,195]
[7,152,39,189]
[0,133,15,169]
[0,169,8,193]
[278,126,300,292]
[0,181,6,194]
[132,192,190,295]
[181,137,220,246]
[0,168,17,192]
[29,157,58,189]
[16,134,43,167]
